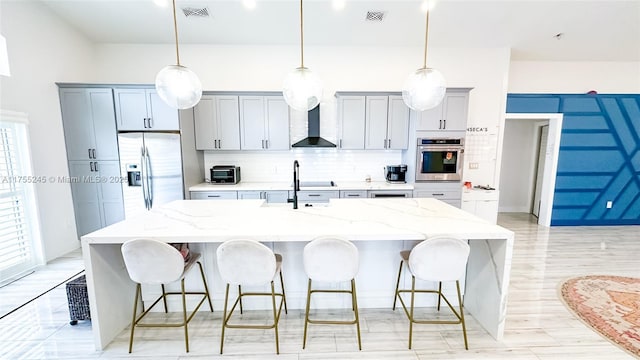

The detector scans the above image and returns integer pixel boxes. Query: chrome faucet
[287,160,300,209]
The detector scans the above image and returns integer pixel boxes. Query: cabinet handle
[388,139,391,148]
[439,120,442,129]
[432,193,444,196]
[94,162,99,172]
[148,118,153,128]
[347,194,359,197]
[217,139,221,149]
[207,195,220,198]
[265,139,269,149]
[92,149,96,159]
[339,139,343,148]
[88,149,92,159]
[90,162,94,172]
[262,139,265,149]
[143,118,148,128]
[308,194,321,197]
[443,119,446,129]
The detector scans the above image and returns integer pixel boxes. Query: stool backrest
[408,236,470,282]
[121,238,185,285]
[216,239,276,286]
[303,237,359,282]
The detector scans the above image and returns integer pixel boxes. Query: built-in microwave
[416,138,464,181]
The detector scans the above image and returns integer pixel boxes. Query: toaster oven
[210,166,241,184]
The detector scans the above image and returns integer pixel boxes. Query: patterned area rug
[560,275,640,358]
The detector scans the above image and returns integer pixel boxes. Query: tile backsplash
[203,150,403,183]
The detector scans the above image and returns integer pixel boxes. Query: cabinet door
[190,191,238,200]
[68,161,102,237]
[95,161,125,226]
[475,200,498,224]
[386,95,410,150]
[364,96,389,149]
[114,88,148,131]
[340,190,367,198]
[338,96,366,149]
[265,191,289,203]
[239,96,266,150]
[59,88,97,161]
[147,90,179,130]
[194,96,217,150]
[416,101,444,130]
[264,96,290,150]
[238,191,263,200]
[89,89,119,160]
[216,96,241,150]
[441,91,469,131]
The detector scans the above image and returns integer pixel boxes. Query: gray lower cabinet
[68,160,124,237]
[290,190,340,203]
[368,190,413,198]
[237,190,289,203]
[340,190,368,198]
[190,191,238,200]
[413,187,462,208]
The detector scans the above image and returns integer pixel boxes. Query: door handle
[339,139,343,148]
[145,147,153,208]
[439,120,442,129]
[92,149,96,159]
[143,118,148,128]
[94,161,99,172]
[148,117,153,128]
[89,161,95,172]
[265,139,269,149]
[262,139,265,149]
[443,119,446,129]
[387,139,391,148]
[140,146,149,210]
[88,149,92,159]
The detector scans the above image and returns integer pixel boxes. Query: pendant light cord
[422,5,430,69]
[172,0,181,66]
[299,0,304,68]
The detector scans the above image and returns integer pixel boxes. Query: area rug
[560,275,640,358]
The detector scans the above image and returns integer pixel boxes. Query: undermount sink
[293,181,337,188]
[261,202,330,208]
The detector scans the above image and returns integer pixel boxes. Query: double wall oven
[415,138,464,181]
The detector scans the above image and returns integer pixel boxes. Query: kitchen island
[81,198,514,350]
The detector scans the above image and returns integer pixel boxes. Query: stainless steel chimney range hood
[291,105,336,148]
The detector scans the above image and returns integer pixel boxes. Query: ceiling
[35,0,640,61]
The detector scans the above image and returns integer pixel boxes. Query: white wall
[498,120,540,212]
[0,2,95,261]
[508,61,640,93]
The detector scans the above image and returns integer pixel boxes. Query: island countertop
[83,198,512,244]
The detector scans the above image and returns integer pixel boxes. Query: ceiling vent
[181,7,210,18]
[365,11,385,21]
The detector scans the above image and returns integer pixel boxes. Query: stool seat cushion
[217,239,278,286]
[304,237,359,282]
[121,238,187,285]
[408,236,470,282]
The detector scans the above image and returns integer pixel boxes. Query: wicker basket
[66,275,91,325]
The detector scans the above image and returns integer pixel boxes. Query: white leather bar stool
[121,238,213,353]
[393,236,470,349]
[302,236,362,350]
[216,239,287,354]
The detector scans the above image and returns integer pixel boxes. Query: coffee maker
[385,164,407,183]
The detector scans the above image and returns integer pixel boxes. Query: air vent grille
[366,11,385,21]
[182,7,210,17]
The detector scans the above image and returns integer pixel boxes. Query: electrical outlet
[606,201,613,209]
[469,162,479,169]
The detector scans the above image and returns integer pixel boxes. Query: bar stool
[216,239,287,354]
[121,238,213,353]
[393,236,470,349]
[302,236,362,350]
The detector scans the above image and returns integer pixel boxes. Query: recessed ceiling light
[421,0,437,13]
[153,0,168,8]
[332,0,346,11]
[242,0,257,10]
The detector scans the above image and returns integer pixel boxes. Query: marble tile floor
[0,213,638,359]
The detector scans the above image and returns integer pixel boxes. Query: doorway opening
[498,113,562,226]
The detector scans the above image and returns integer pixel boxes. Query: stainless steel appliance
[385,164,407,183]
[416,138,464,181]
[118,132,184,219]
[210,165,241,184]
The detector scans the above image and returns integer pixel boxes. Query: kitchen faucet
[287,160,300,209]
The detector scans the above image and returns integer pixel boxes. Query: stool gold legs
[396,275,469,350]
[219,277,286,355]
[127,261,213,353]
[303,278,362,350]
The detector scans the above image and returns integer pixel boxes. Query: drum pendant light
[402,2,446,111]
[282,0,323,111]
[155,0,202,109]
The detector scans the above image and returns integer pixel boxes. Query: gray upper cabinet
[194,95,241,150]
[114,88,179,131]
[337,96,366,149]
[59,87,119,161]
[239,95,290,150]
[337,93,410,150]
[416,89,470,131]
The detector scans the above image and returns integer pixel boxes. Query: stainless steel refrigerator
[118,132,184,219]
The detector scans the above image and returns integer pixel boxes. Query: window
[0,110,42,285]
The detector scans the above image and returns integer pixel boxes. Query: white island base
[81,198,514,350]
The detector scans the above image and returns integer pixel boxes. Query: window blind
[0,112,40,284]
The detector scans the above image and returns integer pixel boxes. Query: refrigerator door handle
[140,146,149,210]
[145,146,154,209]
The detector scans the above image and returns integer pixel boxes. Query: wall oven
[416,138,464,181]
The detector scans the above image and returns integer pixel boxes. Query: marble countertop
[82,198,513,244]
[189,181,414,192]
